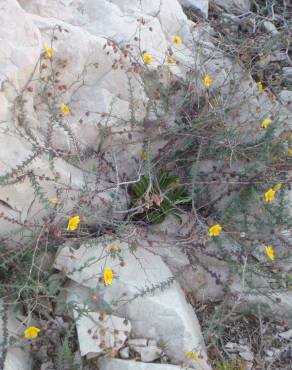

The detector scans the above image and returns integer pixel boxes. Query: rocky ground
[0,0,291,370]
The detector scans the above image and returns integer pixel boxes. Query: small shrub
[130,168,190,224]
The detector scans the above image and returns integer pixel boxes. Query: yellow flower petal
[44,45,53,59]
[24,326,40,339]
[288,148,292,156]
[103,267,113,286]
[257,81,263,94]
[208,224,222,236]
[185,351,200,361]
[173,35,183,45]
[167,56,175,65]
[143,53,152,65]
[265,245,275,261]
[261,118,272,129]
[60,103,70,115]
[264,188,275,203]
[203,74,212,88]
[273,183,282,192]
[67,215,80,231]
[50,197,58,205]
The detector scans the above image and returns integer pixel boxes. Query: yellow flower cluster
[264,188,275,203]
[265,245,275,261]
[264,183,282,203]
[167,56,175,65]
[261,118,272,129]
[257,81,263,94]
[172,35,183,45]
[203,74,212,88]
[60,103,70,115]
[103,267,113,286]
[67,215,80,231]
[24,326,40,339]
[209,224,222,236]
[44,44,53,59]
[143,53,152,65]
[50,197,58,205]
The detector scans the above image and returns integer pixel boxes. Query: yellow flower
[44,45,53,59]
[185,351,200,361]
[261,118,272,129]
[60,103,70,115]
[143,53,152,65]
[24,326,40,339]
[265,245,275,261]
[67,215,80,231]
[50,197,58,205]
[257,81,263,94]
[264,188,275,203]
[209,224,222,237]
[103,267,113,286]
[273,183,282,192]
[167,56,175,65]
[288,148,292,156]
[203,74,212,88]
[173,35,183,45]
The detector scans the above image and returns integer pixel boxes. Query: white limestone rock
[54,238,211,367]
[72,303,131,359]
[98,358,196,370]
[128,338,148,347]
[128,338,162,362]
[133,345,162,362]
[0,0,40,93]
[119,347,130,359]
[0,0,198,237]
[2,0,286,238]
[0,152,127,237]
[0,1,129,234]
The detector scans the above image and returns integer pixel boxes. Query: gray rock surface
[279,90,292,112]
[179,0,209,17]
[213,0,251,14]
[282,67,292,78]
[0,301,32,370]
[262,21,279,35]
